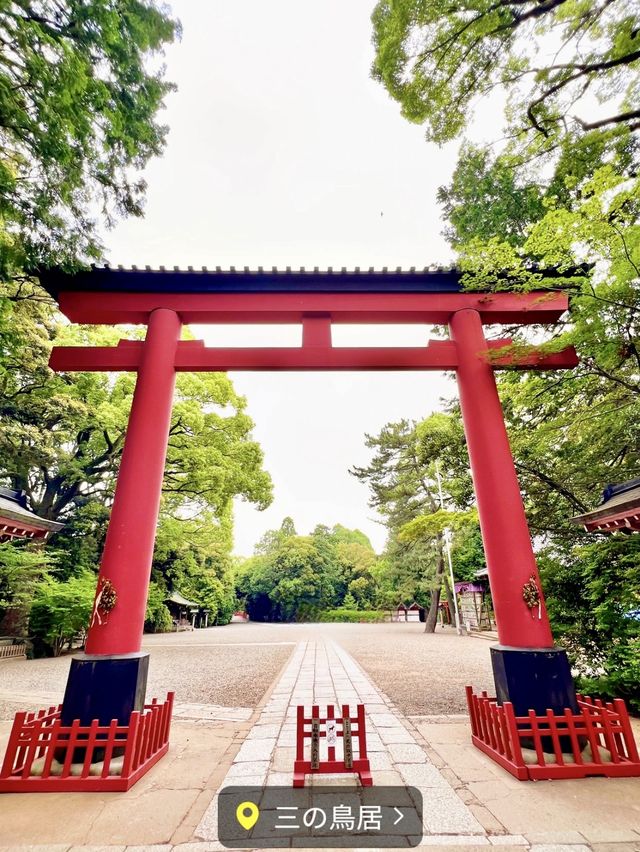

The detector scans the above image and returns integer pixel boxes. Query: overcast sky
[106,0,480,554]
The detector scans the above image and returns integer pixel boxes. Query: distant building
[165,591,209,630]
[455,573,494,631]
[394,601,425,622]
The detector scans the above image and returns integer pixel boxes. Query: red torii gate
[39,266,581,762]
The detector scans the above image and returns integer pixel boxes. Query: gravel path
[145,642,292,706]
[0,622,495,718]
[325,622,495,715]
[144,622,496,714]
[0,631,294,719]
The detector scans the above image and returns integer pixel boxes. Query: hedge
[316,609,386,623]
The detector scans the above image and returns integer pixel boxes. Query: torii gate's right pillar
[450,309,578,716]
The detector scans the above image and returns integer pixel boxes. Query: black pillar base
[61,651,149,726]
[491,645,579,754]
[490,645,578,716]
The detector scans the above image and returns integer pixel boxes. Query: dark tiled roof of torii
[37,263,581,298]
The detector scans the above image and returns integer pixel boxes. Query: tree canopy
[351,413,482,631]
[0,0,179,277]
[371,0,640,150]
[0,278,273,648]
[372,0,639,706]
[0,282,273,522]
[236,520,382,622]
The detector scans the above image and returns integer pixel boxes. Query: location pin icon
[236,801,260,831]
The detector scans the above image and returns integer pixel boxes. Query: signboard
[343,715,353,770]
[293,704,371,788]
[310,718,320,769]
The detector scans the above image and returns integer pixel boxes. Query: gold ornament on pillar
[90,578,118,627]
[522,576,542,620]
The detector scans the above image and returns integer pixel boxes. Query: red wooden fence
[294,703,372,787]
[0,693,173,792]
[466,686,640,780]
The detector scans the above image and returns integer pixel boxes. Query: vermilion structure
[9,264,629,789]
[44,266,575,659]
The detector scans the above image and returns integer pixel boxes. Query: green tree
[254,516,298,555]
[437,144,545,249]
[0,283,272,648]
[371,0,640,150]
[342,591,358,610]
[0,0,179,278]
[371,0,639,703]
[351,413,477,630]
[237,520,379,621]
[0,541,52,634]
[0,284,273,523]
[312,523,378,607]
[540,536,640,711]
[151,511,237,627]
[29,570,96,656]
[144,581,173,633]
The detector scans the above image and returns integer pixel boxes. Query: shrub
[145,582,173,633]
[29,571,96,656]
[317,609,386,623]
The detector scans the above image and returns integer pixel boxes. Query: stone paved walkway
[1,629,639,851]
[196,640,518,847]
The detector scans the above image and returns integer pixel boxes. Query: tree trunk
[424,549,446,633]
[424,586,441,632]
[442,570,456,626]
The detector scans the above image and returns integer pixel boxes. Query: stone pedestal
[61,651,149,726]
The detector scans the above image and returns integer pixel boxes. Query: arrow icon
[393,807,404,826]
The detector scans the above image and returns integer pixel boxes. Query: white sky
[105,0,481,554]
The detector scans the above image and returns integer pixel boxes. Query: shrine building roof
[0,488,64,542]
[571,478,640,533]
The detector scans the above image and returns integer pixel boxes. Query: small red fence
[294,703,372,787]
[0,693,173,792]
[466,686,640,780]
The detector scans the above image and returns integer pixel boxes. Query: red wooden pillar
[85,308,182,655]
[449,308,554,649]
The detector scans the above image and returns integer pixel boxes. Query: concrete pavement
[0,625,638,851]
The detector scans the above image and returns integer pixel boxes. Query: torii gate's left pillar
[61,308,181,725]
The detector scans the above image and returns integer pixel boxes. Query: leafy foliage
[0,283,273,523]
[0,0,179,276]
[236,520,380,622]
[150,511,237,628]
[373,0,640,700]
[541,536,640,711]
[29,570,96,657]
[317,609,386,623]
[0,283,272,647]
[371,0,640,149]
[450,155,639,702]
[351,413,484,631]
[144,581,174,633]
[0,541,52,634]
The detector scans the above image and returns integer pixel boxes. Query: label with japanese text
[218,785,423,847]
